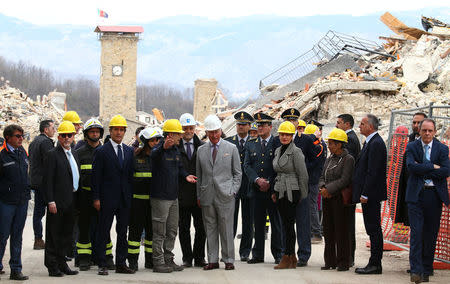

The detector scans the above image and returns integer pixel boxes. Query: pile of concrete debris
[0,81,64,146]
[223,33,450,139]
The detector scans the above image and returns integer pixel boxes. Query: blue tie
[67,151,79,191]
[424,144,432,185]
[117,144,124,167]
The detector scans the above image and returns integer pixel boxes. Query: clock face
[112,65,123,76]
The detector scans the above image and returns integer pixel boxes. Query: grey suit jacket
[196,138,242,206]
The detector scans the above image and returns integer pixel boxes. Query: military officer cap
[253,112,274,125]
[281,108,300,120]
[234,111,254,125]
[250,122,257,131]
[309,119,324,128]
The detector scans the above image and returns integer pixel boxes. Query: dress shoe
[183,260,192,268]
[337,266,349,271]
[115,265,135,274]
[61,268,78,275]
[321,266,336,270]
[410,273,422,284]
[225,263,235,270]
[297,260,308,267]
[274,258,281,264]
[194,259,207,267]
[247,258,264,264]
[49,270,64,277]
[10,271,29,280]
[203,263,219,270]
[153,264,173,273]
[355,264,382,274]
[98,267,108,276]
[166,259,183,271]
[33,238,45,250]
[240,256,249,262]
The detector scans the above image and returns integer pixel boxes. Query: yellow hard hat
[304,124,319,135]
[277,121,296,134]
[298,119,306,127]
[63,111,82,124]
[109,115,128,128]
[58,121,76,134]
[327,128,348,143]
[162,119,184,133]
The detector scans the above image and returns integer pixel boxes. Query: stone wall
[193,78,217,123]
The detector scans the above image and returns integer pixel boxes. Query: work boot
[166,258,184,272]
[153,263,173,273]
[274,255,291,269]
[128,259,138,271]
[289,255,298,269]
[106,257,116,270]
[79,259,91,271]
[33,238,45,250]
[145,258,153,269]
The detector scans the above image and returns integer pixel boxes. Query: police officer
[244,112,283,264]
[75,118,115,271]
[127,127,162,271]
[249,122,258,138]
[225,111,254,262]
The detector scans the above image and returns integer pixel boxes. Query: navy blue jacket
[225,134,251,198]
[92,141,134,209]
[405,138,450,206]
[151,139,188,201]
[306,135,327,185]
[243,136,276,198]
[0,145,31,205]
[352,133,387,203]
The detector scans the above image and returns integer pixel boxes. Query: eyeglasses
[14,134,24,138]
[60,133,74,138]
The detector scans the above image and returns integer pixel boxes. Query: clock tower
[95,26,143,122]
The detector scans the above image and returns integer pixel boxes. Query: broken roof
[94,26,144,33]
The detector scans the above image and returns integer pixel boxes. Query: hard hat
[83,118,104,138]
[58,121,76,134]
[304,124,319,135]
[298,119,307,127]
[63,111,82,124]
[204,115,222,131]
[109,115,128,128]
[250,122,257,131]
[179,113,196,126]
[162,119,184,133]
[327,128,348,143]
[139,127,163,142]
[277,121,296,134]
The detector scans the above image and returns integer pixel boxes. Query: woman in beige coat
[271,122,308,269]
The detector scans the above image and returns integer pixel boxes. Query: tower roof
[94,26,144,33]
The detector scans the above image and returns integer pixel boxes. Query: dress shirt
[183,138,194,154]
[110,139,124,160]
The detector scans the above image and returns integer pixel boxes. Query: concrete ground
[1,209,449,283]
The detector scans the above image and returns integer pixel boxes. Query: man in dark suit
[336,113,361,266]
[225,111,254,262]
[92,115,135,276]
[352,114,387,275]
[244,112,283,264]
[43,121,80,277]
[406,118,449,283]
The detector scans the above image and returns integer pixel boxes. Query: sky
[0,1,449,101]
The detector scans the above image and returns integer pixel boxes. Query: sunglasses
[14,134,24,138]
[60,133,74,138]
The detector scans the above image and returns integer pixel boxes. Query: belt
[424,185,436,190]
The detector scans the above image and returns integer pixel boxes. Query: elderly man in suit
[43,121,80,277]
[406,118,449,284]
[196,115,242,271]
[92,115,135,276]
[336,113,361,267]
[353,114,387,275]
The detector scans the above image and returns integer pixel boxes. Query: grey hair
[366,114,380,131]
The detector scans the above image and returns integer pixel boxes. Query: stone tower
[95,26,143,122]
[193,78,218,123]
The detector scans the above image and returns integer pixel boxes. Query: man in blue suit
[352,114,387,275]
[406,118,449,284]
[92,115,135,276]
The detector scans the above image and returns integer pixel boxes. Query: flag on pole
[98,9,108,18]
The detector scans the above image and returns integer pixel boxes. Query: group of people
[0,108,448,284]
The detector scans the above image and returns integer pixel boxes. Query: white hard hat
[139,127,163,141]
[179,113,197,126]
[204,115,222,131]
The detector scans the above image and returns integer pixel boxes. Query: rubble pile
[223,34,450,139]
[0,82,64,145]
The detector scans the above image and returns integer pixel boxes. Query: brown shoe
[289,255,297,269]
[33,238,45,250]
[274,255,291,269]
[225,263,235,270]
[203,263,219,270]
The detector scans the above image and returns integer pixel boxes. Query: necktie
[424,144,432,185]
[67,151,79,191]
[240,139,245,151]
[212,144,218,163]
[117,144,124,167]
[262,140,267,152]
[186,142,192,160]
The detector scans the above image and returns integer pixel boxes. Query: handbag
[341,184,353,206]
